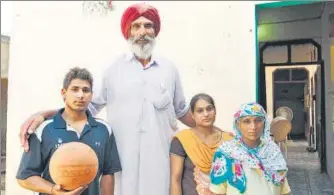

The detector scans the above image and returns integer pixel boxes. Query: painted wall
[258,19,321,43]
[257,3,323,43]
[6,1,268,194]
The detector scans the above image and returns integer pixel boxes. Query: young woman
[210,102,291,195]
[170,93,234,195]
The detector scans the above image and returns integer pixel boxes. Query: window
[263,45,288,64]
[274,69,290,81]
[291,68,308,81]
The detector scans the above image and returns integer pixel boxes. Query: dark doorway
[273,68,309,140]
[258,39,326,173]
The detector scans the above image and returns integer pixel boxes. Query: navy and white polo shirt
[16,108,122,195]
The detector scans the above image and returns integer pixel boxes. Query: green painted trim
[256,1,321,9]
[255,7,259,102]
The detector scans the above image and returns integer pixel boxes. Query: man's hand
[19,114,45,152]
[51,184,88,195]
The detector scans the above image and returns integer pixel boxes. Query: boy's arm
[100,175,114,195]
[17,176,55,194]
[18,177,87,195]
[16,133,53,193]
[100,129,122,195]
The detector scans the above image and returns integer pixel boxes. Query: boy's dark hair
[63,67,93,89]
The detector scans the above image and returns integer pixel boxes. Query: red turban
[121,3,161,40]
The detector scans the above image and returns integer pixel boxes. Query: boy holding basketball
[16,67,122,195]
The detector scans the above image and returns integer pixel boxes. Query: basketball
[49,142,99,190]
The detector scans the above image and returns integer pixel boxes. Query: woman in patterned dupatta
[209,102,291,195]
[170,93,234,195]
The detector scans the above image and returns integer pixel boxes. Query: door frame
[259,40,326,172]
[255,2,327,173]
[272,67,309,118]
[272,71,308,139]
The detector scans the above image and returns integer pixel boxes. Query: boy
[16,67,122,195]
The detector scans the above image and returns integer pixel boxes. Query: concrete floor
[287,140,334,195]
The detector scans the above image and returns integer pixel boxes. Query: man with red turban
[121,3,161,40]
[19,2,195,195]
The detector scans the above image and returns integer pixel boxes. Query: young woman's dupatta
[210,103,288,193]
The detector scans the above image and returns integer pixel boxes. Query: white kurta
[210,163,291,195]
[89,53,189,195]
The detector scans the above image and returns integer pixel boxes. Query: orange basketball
[49,142,99,190]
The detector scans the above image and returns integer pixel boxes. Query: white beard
[128,36,156,59]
